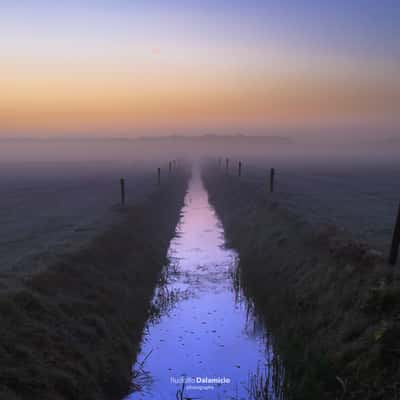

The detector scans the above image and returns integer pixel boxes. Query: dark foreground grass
[0,172,188,400]
[203,167,400,400]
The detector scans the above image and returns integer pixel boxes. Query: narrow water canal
[124,169,278,399]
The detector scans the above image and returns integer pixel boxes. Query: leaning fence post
[120,178,125,205]
[225,158,229,174]
[157,168,161,185]
[389,202,400,265]
[270,168,275,193]
[238,161,242,177]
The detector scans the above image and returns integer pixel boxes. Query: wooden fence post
[389,202,400,265]
[225,158,229,174]
[120,178,125,205]
[157,168,161,185]
[238,161,242,177]
[270,168,275,193]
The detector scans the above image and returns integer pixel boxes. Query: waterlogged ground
[124,170,279,400]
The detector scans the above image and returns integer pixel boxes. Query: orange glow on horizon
[2,2,400,137]
[1,66,399,135]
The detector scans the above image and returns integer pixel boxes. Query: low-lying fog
[0,134,398,273]
[0,134,399,166]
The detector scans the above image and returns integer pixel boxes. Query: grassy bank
[0,171,189,400]
[203,167,400,399]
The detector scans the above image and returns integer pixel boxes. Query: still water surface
[124,170,279,399]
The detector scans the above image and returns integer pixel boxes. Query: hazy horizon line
[0,134,293,142]
[1,134,400,146]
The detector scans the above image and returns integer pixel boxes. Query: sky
[1,0,399,139]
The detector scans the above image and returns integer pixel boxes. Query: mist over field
[1,0,400,398]
[1,133,398,276]
[1,132,399,166]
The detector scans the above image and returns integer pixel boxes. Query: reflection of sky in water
[124,170,271,400]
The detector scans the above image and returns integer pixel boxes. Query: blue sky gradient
[1,0,399,137]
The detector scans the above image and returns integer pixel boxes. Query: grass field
[227,159,400,254]
[0,167,188,400]
[204,163,400,399]
[0,161,158,274]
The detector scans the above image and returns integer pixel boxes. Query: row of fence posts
[217,157,400,266]
[218,157,275,193]
[119,159,177,206]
